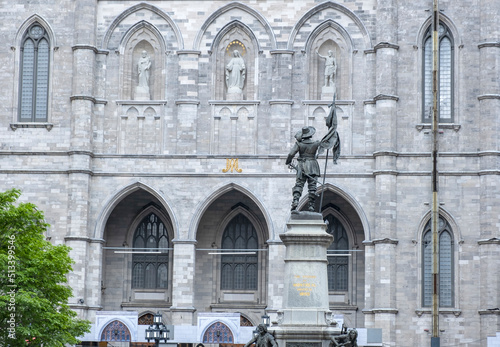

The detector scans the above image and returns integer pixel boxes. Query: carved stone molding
[10,123,53,131]
[478,42,500,49]
[478,238,500,245]
[374,94,399,102]
[374,41,400,51]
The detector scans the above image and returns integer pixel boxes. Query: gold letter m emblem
[222,158,242,173]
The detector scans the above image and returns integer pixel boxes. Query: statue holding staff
[286,93,340,212]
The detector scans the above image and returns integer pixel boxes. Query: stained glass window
[138,313,154,325]
[203,322,234,343]
[101,320,131,342]
[221,214,258,290]
[325,214,349,291]
[422,23,454,123]
[422,217,454,307]
[19,23,49,122]
[132,213,169,289]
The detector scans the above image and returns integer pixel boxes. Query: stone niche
[308,26,352,101]
[120,24,166,101]
[212,26,258,101]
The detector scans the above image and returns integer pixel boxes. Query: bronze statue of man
[244,324,278,347]
[286,126,322,212]
[330,329,358,347]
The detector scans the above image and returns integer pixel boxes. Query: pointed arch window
[203,322,234,343]
[132,213,169,289]
[19,23,50,122]
[422,217,454,307]
[422,23,454,123]
[325,214,349,291]
[221,214,258,290]
[101,320,131,342]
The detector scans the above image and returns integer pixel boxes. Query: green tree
[0,189,90,346]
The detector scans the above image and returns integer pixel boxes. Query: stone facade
[1,0,499,346]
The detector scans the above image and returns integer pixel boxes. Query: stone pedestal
[271,212,340,347]
[321,84,336,101]
[226,91,243,100]
[134,86,150,100]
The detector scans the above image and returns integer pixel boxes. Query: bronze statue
[244,324,278,347]
[330,329,358,347]
[286,94,340,212]
[286,126,322,211]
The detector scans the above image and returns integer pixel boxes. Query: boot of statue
[308,193,316,212]
[291,192,301,211]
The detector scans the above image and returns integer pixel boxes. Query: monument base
[271,212,341,347]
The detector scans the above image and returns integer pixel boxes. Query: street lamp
[261,314,270,327]
[145,311,170,347]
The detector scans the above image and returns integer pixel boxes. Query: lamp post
[261,314,270,327]
[145,312,170,347]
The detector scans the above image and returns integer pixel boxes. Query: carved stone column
[67,0,99,321]
[367,1,399,343]
[478,1,500,337]
[171,240,197,325]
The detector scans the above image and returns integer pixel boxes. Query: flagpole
[431,0,440,345]
[318,148,329,213]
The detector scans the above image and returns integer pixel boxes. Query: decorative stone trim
[175,99,200,105]
[477,94,500,100]
[116,100,167,106]
[364,238,399,246]
[209,100,260,105]
[415,123,461,132]
[10,123,53,131]
[478,42,500,49]
[415,309,461,317]
[373,170,398,176]
[362,308,398,314]
[176,50,201,55]
[374,42,400,51]
[170,306,197,313]
[373,151,398,157]
[374,94,399,102]
[478,238,500,245]
[269,100,294,105]
[479,308,500,315]
[70,94,108,105]
[270,50,295,55]
[171,239,198,245]
[302,100,355,106]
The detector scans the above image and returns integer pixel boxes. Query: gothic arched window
[101,320,131,342]
[19,23,50,122]
[422,217,454,307]
[325,214,349,292]
[203,322,234,343]
[132,213,169,289]
[221,214,258,290]
[422,23,454,123]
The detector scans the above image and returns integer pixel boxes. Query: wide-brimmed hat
[295,126,316,140]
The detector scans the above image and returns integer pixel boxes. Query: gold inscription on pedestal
[292,275,317,296]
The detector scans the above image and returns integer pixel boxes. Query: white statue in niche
[135,50,152,100]
[225,50,246,98]
[317,49,337,88]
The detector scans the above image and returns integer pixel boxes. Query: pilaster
[171,240,197,325]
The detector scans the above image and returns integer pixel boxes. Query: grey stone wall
[0,1,499,346]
